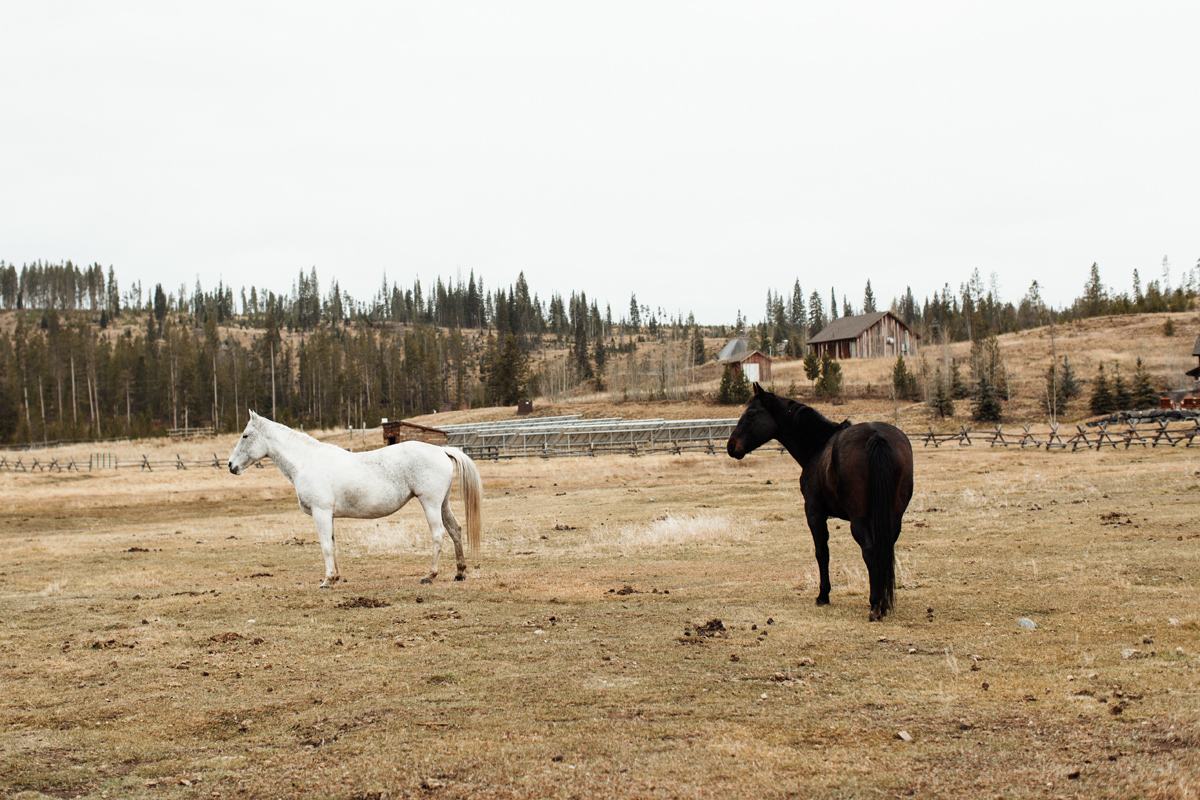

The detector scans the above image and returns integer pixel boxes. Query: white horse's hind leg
[418,495,445,584]
[312,507,340,588]
[442,496,467,581]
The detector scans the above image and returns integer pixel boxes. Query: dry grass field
[2,426,1199,799]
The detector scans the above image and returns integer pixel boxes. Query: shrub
[929,369,954,418]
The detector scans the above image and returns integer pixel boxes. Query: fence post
[1045,423,1065,449]
[1095,422,1119,450]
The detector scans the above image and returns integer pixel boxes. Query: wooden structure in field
[381,419,448,447]
[1187,334,1200,380]
[807,311,917,360]
[717,338,773,383]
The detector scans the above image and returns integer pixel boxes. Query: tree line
[741,259,1199,360]
[0,263,711,445]
[1,256,1196,445]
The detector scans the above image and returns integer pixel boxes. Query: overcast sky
[3,3,1198,324]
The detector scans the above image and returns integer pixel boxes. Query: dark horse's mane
[779,398,851,458]
[791,401,849,430]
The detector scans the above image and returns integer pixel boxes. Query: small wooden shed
[381,420,448,447]
[807,311,917,360]
[718,338,773,383]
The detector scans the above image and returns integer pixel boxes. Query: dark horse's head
[727,383,787,460]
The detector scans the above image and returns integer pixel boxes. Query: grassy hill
[413,311,1200,431]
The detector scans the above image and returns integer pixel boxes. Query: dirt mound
[336,597,392,609]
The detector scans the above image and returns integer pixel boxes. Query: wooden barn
[1187,334,1200,380]
[717,338,773,383]
[381,419,448,447]
[807,311,917,360]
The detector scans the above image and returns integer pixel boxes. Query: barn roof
[1192,334,1200,357]
[807,311,896,345]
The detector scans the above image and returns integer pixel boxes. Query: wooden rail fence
[2,416,1197,473]
[0,454,273,473]
[916,419,1200,450]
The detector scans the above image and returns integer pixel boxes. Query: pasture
[1,434,1198,799]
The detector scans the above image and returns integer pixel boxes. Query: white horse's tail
[445,447,483,551]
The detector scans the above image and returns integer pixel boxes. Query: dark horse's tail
[867,432,898,619]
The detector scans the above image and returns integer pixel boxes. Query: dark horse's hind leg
[806,511,832,606]
[850,519,885,621]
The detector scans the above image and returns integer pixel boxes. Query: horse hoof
[454,574,465,582]
[815,596,830,606]
[420,577,433,585]
[869,608,883,622]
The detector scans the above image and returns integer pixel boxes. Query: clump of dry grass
[338,517,432,556]
[590,511,751,554]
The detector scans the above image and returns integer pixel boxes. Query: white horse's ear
[249,410,259,421]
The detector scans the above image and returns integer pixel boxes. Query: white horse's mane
[253,412,325,450]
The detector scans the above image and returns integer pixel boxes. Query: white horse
[227,410,482,587]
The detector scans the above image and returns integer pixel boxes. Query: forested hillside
[0,259,1196,445]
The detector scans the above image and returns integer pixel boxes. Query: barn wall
[382,422,448,447]
[813,314,915,360]
[731,351,772,383]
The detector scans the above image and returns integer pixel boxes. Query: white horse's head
[228,411,270,475]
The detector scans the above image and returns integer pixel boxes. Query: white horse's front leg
[312,507,340,588]
[418,496,445,584]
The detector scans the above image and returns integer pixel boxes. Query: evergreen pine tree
[1132,357,1158,409]
[1088,363,1114,416]
[1059,356,1081,401]
[816,355,842,400]
[803,351,821,392]
[930,369,954,418]
[592,337,607,391]
[824,357,843,400]
[807,291,824,337]
[1082,262,1107,317]
[732,366,752,404]
[950,360,969,399]
[971,372,1003,422]
[691,327,705,365]
[718,364,736,405]
[491,334,528,406]
[1111,363,1131,410]
[863,280,876,313]
[572,305,593,383]
[891,355,918,401]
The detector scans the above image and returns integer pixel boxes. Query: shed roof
[1192,334,1200,357]
[718,338,749,363]
[807,311,896,345]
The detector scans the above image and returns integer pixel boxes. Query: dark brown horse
[727,384,914,620]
